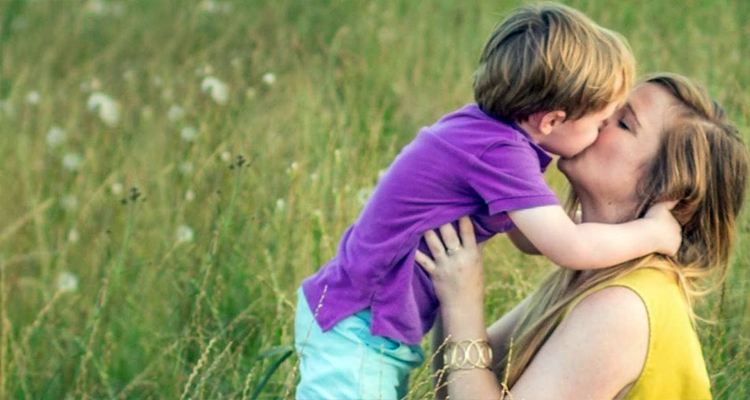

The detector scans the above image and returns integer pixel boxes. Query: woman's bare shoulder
[510,286,649,399]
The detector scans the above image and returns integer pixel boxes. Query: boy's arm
[507,211,582,256]
[507,204,680,270]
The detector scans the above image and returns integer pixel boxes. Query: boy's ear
[533,111,567,135]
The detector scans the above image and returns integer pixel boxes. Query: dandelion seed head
[111,182,124,195]
[56,271,79,293]
[275,198,286,211]
[356,187,373,206]
[46,126,67,148]
[221,151,231,162]
[176,225,194,243]
[60,195,78,212]
[262,73,276,86]
[181,126,198,142]
[201,76,229,105]
[62,153,83,171]
[185,189,195,202]
[87,92,120,126]
[179,162,194,176]
[68,229,80,243]
[310,172,318,182]
[87,0,106,15]
[0,100,15,116]
[168,105,185,122]
[26,91,40,105]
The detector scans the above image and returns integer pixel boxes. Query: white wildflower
[56,271,79,293]
[200,0,218,13]
[26,91,40,105]
[0,100,15,116]
[62,153,83,171]
[60,195,78,212]
[356,187,373,206]
[46,126,67,148]
[87,92,121,126]
[111,182,124,195]
[221,151,231,162]
[180,126,198,142]
[286,161,299,176]
[185,189,195,202]
[309,172,318,182]
[168,105,185,122]
[87,0,106,15]
[67,229,80,243]
[179,162,194,176]
[201,76,229,105]
[176,225,194,243]
[262,73,276,86]
[275,198,286,211]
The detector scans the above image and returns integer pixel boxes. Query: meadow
[1,0,748,398]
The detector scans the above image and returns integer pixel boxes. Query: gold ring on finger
[446,246,461,255]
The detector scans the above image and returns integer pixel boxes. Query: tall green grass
[1,0,748,398]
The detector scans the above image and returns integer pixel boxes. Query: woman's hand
[416,216,486,313]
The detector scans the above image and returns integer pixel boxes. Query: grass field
[1,0,749,398]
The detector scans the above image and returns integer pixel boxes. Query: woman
[416,73,749,399]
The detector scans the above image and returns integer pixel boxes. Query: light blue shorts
[294,288,425,400]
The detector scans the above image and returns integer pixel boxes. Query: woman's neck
[578,194,639,224]
[576,193,641,281]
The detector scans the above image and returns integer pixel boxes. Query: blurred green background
[0,0,748,398]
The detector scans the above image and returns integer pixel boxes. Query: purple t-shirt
[301,104,559,345]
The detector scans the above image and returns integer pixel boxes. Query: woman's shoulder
[565,267,711,400]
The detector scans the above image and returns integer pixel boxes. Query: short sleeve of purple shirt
[469,141,560,215]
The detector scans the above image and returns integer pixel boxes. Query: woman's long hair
[495,73,750,388]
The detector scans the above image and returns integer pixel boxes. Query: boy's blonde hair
[474,3,635,121]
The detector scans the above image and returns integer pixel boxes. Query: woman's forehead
[629,83,674,130]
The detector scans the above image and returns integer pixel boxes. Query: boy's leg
[294,288,425,400]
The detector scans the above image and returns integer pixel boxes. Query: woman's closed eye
[617,118,630,131]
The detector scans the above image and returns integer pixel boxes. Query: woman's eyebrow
[625,103,643,129]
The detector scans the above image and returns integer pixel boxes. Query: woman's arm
[417,218,649,400]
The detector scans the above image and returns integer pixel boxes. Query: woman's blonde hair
[495,73,750,387]
[474,3,635,122]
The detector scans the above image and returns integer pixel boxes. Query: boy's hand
[644,201,682,256]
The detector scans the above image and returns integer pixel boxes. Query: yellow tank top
[563,267,712,400]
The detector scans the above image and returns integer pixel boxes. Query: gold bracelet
[443,339,493,372]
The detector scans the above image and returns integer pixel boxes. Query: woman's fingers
[415,250,436,275]
[458,216,476,249]
[439,222,462,253]
[424,230,446,259]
